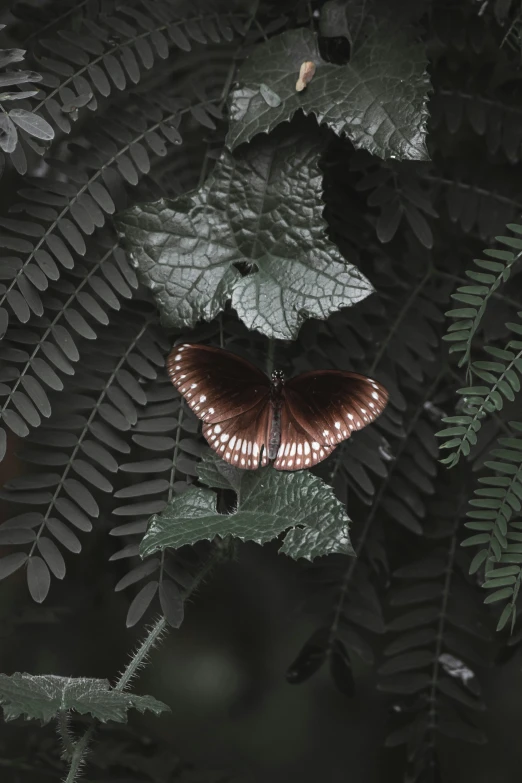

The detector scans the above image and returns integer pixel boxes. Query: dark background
[2,0,522,781]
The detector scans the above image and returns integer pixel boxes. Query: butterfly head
[271,369,285,392]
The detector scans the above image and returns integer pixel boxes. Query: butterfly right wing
[273,404,335,470]
[166,343,270,426]
[203,398,272,470]
[273,370,388,471]
[284,370,388,447]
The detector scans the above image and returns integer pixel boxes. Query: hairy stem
[63,727,93,783]
[57,711,75,761]
[64,544,228,781]
[114,615,167,693]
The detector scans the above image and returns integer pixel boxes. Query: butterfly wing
[166,343,270,425]
[273,407,335,470]
[167,343,272,469]
[203,401,272,469]
[273,370,388,470]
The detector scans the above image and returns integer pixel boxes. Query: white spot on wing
[199,395,207,402]
[335,421,341,430]
[214,425,221,434]
[290,443,296,457]
[312,442,319,451]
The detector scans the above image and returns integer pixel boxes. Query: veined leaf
[226,27,430,160]
[140,453,354,561]
[116,134,372,340]
[0,673,169,723]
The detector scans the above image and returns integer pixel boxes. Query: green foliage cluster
[1,0,522,781]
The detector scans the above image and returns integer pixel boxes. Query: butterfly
[167,343,388,471]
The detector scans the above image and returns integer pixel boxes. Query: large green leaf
[115,134,372,340]
[197,451,244,493]
[0,673,169,724]
[140,453,354,561]
[226,27,430,160]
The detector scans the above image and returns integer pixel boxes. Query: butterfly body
[167,344,388,471]
[267,371,285,459]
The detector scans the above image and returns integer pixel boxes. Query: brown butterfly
[167,343,388,471]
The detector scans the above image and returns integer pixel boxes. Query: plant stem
[64,726,93,783]
[266,338,276,376]
[64,544,228,781]
[57,711,75,760]
[114,615,167,692]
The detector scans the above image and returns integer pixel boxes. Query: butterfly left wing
[167,343,273,470]
[273,370,388,470]
[166,343,270,425]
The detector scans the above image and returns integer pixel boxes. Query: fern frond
[437,315,522,466]
[110,364,207,628]
[380,509,489,775]
[27,1,245,142]
[0,41,53,174]
[0,242,137,445]
[0,305,163,602]
[463,422,522,630]
[442,222,522,371]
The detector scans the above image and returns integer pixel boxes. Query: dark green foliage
[0,672,168,723]
[139,450,354,560]
[116,133,373,340]
[1,1,522,781]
